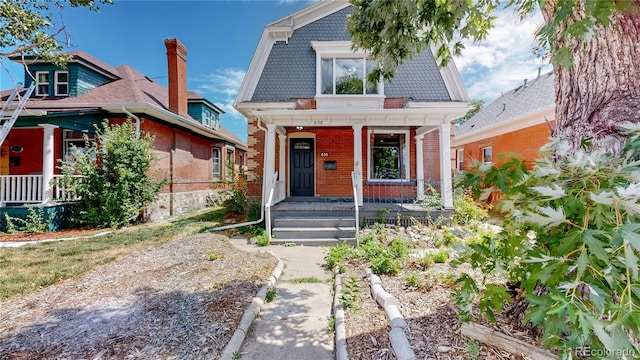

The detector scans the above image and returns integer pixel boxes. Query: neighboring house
[453,71,555,172]
[234,1,469,243]
[0,38,246,225]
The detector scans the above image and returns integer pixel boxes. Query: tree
[347,0,640,154]
[0,0,112,73]
[456,99,484,126]
[60,119,166,228]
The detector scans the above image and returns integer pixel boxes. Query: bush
[455,123,640,358]
[452,191,488,226]
[60,119,165,228]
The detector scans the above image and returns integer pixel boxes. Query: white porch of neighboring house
[0,124,78,207]
[238,102,466,244]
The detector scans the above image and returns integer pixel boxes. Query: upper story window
[311,41,384,98]
[35,71,49,96]
[203,109,212,127]
[321,58,378,95]
[55,71,69,96]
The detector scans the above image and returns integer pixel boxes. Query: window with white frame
[54,71,69,96]
[203,109,212,127]
[321,57,378,95]
[35,71,49,96]
[482,146,493,163]
[226,148,234,180]
[212,147,221,180]
[63,130,95,161]
[368,130,409,180]
[457,149,464,171]
[311,41,383,98]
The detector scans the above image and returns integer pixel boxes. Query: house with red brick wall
[452,71,555,172]
[0,38,246,226]
[234,1,469,243]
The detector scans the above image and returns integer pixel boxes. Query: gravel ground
[0,233,277,359]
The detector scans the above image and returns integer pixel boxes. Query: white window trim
[203,109,212,127]
[35,71,49,96]
[482,146,493,163]
[311,40,384,98]
[212,147,221,181]
[367,129,411,181]
[54,70,69,96]
[457,148,464,171]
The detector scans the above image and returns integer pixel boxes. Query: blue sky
[0,0,551,142]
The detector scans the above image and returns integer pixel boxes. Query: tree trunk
[542,1,640,154]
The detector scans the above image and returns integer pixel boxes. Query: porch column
[264,123,277,203]
[439,124,453,209]
[278,133,286,181]
[352,124,363,206]
[415,133,425,199]
[40,124,58,204]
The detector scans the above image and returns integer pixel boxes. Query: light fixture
[296,126,304,131]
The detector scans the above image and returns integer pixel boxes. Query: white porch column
[40,124,58,204]
[415,134,425,199]
[278,133,286,182]
[439,124,453,209]
[264,123,277,203]
[352,124,363,206]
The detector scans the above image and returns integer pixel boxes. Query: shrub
[455,123,640,358]
[452,191,488,226]
[59,119,165,228]
[325,243,360,270]
[370,255,402,275]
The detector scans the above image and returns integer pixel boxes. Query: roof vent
[523,79,528,88]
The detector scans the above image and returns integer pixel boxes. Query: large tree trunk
[542,1,640,154]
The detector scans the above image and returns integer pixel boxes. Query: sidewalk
[229,237,334,360]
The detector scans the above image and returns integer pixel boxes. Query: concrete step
[274,216,355,228]
[272,226,357,240]
[269,237,358,246]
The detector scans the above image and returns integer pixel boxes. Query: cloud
[192,68,248,140]
[455,9,552,104]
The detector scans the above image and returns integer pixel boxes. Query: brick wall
[459,121,555,170]
[6,128,62,175]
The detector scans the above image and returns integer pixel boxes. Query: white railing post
[415,134,425,200]
[351,171,360,245]
[265,171,278,242]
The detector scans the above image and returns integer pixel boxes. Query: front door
[290,138,314,197]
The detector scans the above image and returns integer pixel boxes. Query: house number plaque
[320,152,329,157]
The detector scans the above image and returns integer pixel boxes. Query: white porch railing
[351,171,360,244]
[0,175,81,205]
[264,171,278,242]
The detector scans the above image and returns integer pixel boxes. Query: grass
[0,206,228,301]
[287,277,323,284]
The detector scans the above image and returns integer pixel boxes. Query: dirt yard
[0,233,277,359]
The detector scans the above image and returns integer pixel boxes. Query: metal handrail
[264,171,278,242]
[351,171,360,245]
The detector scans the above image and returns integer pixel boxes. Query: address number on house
[320,152,329,157]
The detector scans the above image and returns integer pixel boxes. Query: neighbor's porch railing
[0,175,81,205]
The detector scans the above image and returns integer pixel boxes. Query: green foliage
[456,99,484,126]
[59,119,166,228]
[434,228,462,247]
[415,184,442,210]
[0,0,112,63]
[208,251,217,261]
[348,0,638,79]
[339,276,361,311]
[223,166,249,216]
[430,249,449,264]
[328,316,336,332]
[325,243,360,270]
[452,191,489,226]
[265,288,276,303]
[464,339,481,359]
[455,123,640,358]
[3,207,51,234]
[387,238,411,259]
[370,255,402,275]
[404,272,426,290]
[251,230,270,247]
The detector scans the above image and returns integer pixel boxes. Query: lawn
[0,206,231,301]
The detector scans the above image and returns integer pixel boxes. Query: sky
[0,0,552,142]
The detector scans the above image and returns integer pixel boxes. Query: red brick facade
[456,121,555,170]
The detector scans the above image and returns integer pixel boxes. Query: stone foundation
[145,189,232,221]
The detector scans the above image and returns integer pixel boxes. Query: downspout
[121,106,141,139]
[209,118,269,231]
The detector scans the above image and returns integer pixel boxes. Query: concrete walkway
[229,237,334,360]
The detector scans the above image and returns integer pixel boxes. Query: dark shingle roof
[252,6,451,102]
[456,71,555,136]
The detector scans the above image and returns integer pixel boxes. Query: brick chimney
[164,38,188,117]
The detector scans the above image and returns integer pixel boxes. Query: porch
[0,175,79,206]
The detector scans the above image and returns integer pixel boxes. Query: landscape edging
[333,268,349,360]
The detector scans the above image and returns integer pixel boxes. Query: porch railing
[351,172,360,243]
[0,175,81,205]
[264,171,278,242]
[363,178,442,206]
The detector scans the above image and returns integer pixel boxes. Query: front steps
[271,214,358,246]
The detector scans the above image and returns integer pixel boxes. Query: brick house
[234,1,469,243]
[452,71,555,172]
[0,38,246,226]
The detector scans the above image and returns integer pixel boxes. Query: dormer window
[55,71,69,96]
[35,71,49,96]
[321,58,378,95]
[203,109,212,127]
